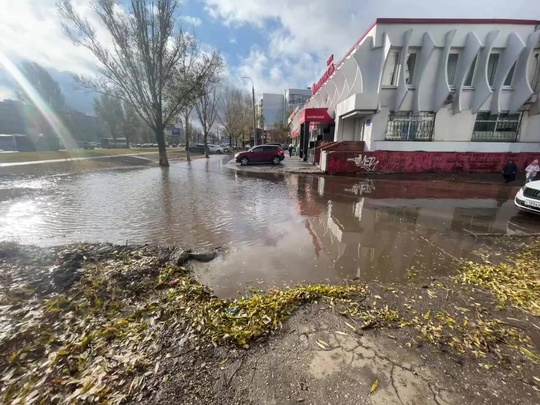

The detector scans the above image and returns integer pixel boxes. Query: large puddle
[1,156,539,297]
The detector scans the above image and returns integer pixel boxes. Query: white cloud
[0,0,101,76]
[181,15,202,27]
[205,0,540,94]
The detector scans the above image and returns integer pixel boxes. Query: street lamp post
[242,76,257,146]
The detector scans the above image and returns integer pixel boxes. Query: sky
[0,0,539,114]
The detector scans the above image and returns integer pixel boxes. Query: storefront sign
[326,54,334,66]
[301,108,334,124]
[312,54,335,95]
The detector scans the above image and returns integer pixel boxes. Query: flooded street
[2,156,540,297]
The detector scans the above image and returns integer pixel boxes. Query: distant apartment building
[284,88,311,115]
[289,18,540,173]
[256,93,285,131]
[255,89,313,132]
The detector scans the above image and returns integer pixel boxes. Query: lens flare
[0,51,76,150]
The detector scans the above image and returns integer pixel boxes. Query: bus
[100,138,129,148]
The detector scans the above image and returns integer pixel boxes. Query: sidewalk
[226,156,321,174]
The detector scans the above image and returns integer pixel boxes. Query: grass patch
[0,148,187,164]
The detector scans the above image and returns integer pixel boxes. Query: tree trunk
[204,132,209,159]
[184,120,191,162]
[155,126,169,167]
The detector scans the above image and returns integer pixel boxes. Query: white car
[514,180,540,214]
[197,144,230,154]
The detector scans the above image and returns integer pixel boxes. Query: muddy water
[1,157,539,297]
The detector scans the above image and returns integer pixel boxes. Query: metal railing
[385,112,435,141]
[471,112,521,142]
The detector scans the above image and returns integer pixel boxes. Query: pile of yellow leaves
[0,244,365,404]
[458,241,540,316]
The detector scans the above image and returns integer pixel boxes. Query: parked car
[194,144,229,154]
[514,180,540,214]
[235,145,285,166]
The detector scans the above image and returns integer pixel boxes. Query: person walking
[502,160,517,183]
[525,159,540,183]
[288,145,294,158]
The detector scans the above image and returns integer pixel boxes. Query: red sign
[300,108,334,124]
[312,62,335,95]
[326,54,334,66]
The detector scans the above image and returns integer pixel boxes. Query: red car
[235,145,285,166]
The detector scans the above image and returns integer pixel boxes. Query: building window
[487,54,499,87]
[382,51,400,86]
[405,53,417,86]
[382,51,416,87]
[504,63,516,87]
[385,112,435,141]
[472,112,522,142]
[464,56,477,87]
[447,53,459,88]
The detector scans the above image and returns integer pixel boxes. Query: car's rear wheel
[240,157,249,166]
[272,156,281,165]
[216,150,222,154]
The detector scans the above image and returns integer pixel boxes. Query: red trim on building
[335,21,378,69]
[375,18,540,25]
[300,108,334,124]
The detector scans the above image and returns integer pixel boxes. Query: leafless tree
[58,0,222,166]
[179,106,194,161]
[93,94,123,146]
[218,86,252,148]
[195,85,220,158]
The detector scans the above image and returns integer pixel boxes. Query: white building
[291,18,540,171]
[256,93,286,130]
[285,88,311,115]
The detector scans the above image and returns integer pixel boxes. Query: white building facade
[256,93,286,130]
[294,18,540,164]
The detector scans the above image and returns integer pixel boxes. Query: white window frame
[463,55,477,88]
[382,50,401,87]
[447,52,459,89]
[487,53,500,88]
[405,51,417,88]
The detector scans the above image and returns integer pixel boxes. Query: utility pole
[243,76,257,146]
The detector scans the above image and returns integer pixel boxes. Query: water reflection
[1,157,540,297]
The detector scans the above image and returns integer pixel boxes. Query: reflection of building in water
[303,177,520,281]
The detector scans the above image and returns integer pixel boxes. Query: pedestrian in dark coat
[502,160,517,183]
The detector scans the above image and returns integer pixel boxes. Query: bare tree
[180,106,194,161]
[58,0,222,166]
[18,62,66,114]
[93,94,124,146]
[218,86,252,148]
[271,120,290,143]
[195,85,220,158]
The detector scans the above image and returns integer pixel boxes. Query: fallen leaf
[370,379,379,394]
[344,321,357,331]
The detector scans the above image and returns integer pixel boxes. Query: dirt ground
[1,239,539,404]
[153,290,539,405]
[152,236,540,405]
